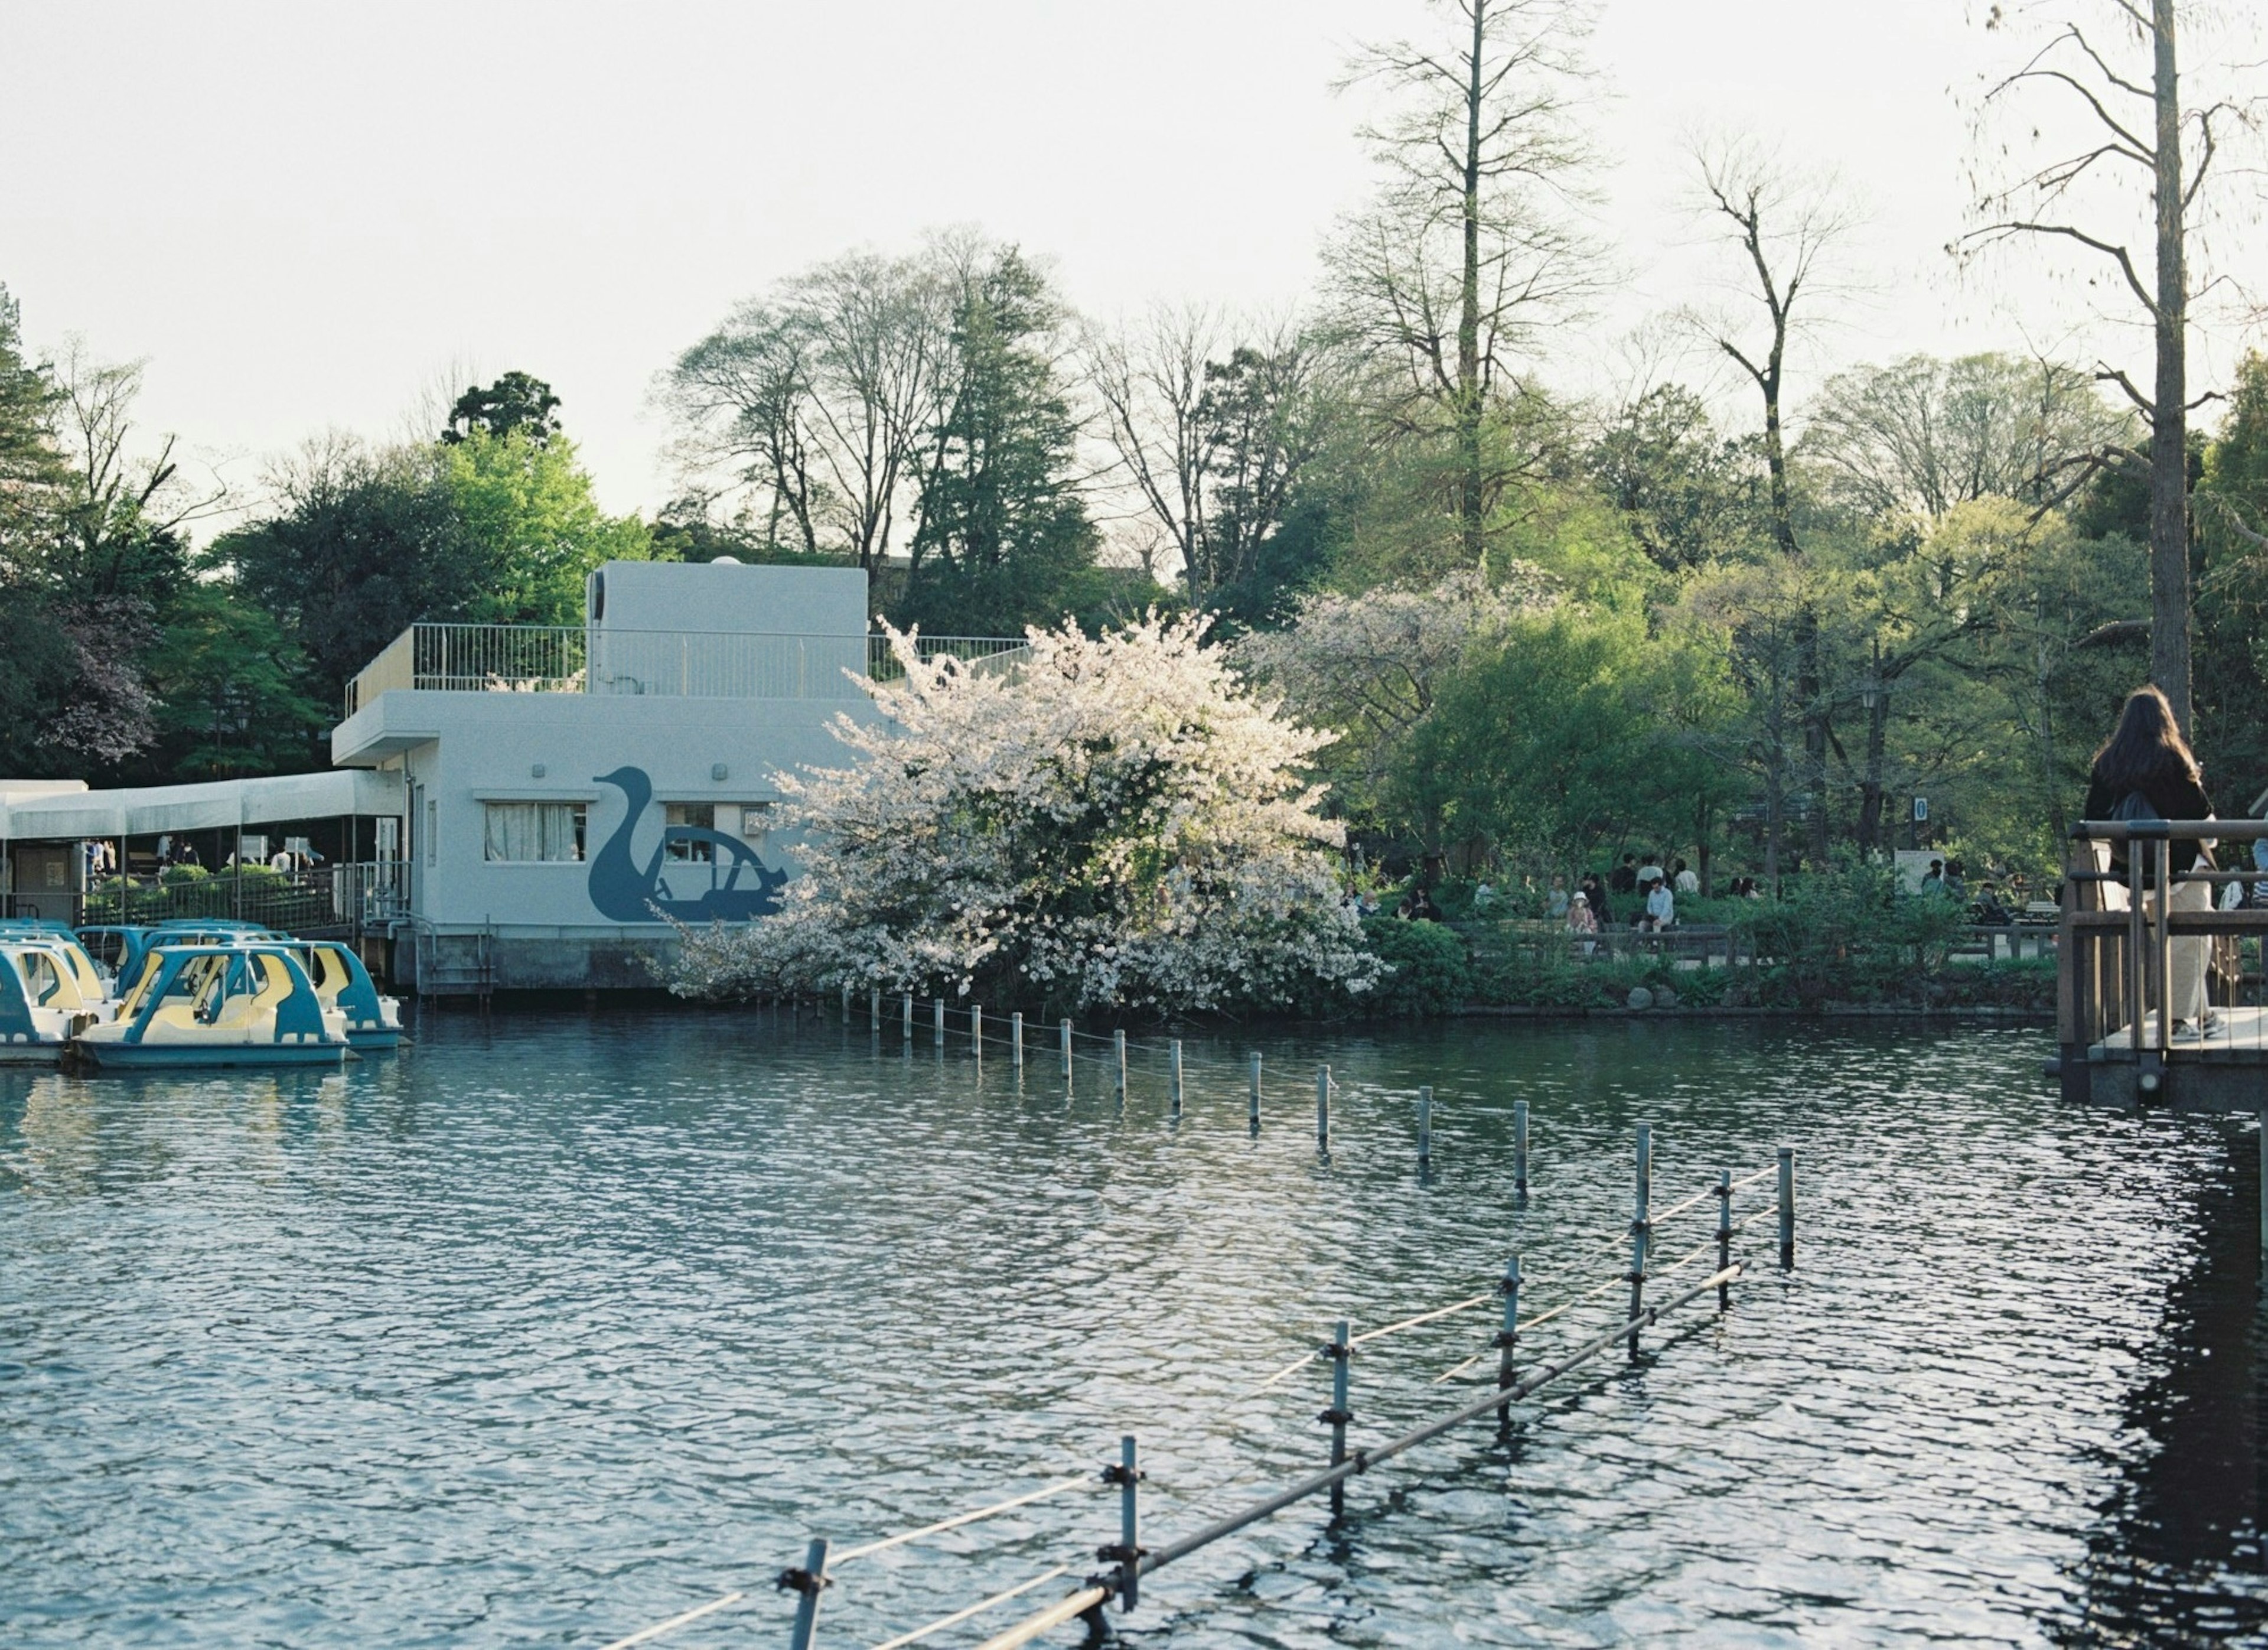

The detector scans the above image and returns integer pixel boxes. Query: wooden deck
[2094,1004,2268,1056]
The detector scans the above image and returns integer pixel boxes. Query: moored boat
[0,936,112,1063]
[73,942,349,1069]
[292,939,403,1049]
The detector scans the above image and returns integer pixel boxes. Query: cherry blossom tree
[659,614,1379,1015]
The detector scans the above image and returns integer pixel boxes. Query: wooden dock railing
[2057,818,2268,1111]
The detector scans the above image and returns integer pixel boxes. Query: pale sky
[3,0,2259,536]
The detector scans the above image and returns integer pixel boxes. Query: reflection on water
[2,1010,2265,1646]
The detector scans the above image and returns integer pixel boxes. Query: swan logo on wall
[588,766,788,922]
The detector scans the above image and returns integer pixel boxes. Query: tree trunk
[1763,679,1785,894]
[2150,0,2192,734]
[1857,686,1886,856]
[1458,0,1486,565]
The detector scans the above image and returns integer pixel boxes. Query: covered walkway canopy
[0,770,404,843]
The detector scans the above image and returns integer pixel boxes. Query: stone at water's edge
[1627,986,1654,1011]
[1654,985,1680,1010]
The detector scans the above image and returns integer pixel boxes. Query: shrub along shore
[1353,864,2059,1018]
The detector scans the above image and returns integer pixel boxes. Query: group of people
[1547,852,1703,936]
[2085,684,2268,1042]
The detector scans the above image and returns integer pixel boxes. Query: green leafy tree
[438,427,652,624]
[2195,352,2268,792]
[218,442,475,708]
[1584,383,1763,574]
[902,248,1100,633]
[443,371,562,447]
[139,584,328,779]
[1387,604,1742,867]
[224,422,651,710]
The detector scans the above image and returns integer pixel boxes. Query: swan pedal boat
[87,924,403,1052]
[73,942,350,1069]
[0,935,118,1063]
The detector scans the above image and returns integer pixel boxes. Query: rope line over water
[830,1477,1092,1566]
[866,1566,1070,1650]
[589,1121,1796,1650]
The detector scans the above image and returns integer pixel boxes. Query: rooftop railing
[342,624,1029,715]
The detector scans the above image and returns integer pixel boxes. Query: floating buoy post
[1777,1146,1795,1269]
[1627,1122,1651,1361]
[1495,1252,1521,1418]
[1325,1318,1352,1516]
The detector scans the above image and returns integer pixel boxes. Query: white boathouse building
[1,560,1019,994]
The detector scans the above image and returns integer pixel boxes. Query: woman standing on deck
[2083,685,2218,1039]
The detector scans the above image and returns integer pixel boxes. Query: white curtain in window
[485,803,584,862]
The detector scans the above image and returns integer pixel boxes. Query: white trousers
[2161,876,2212,1026]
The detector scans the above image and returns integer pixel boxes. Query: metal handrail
[2073,819,2268,841]
[343,625,1029,715]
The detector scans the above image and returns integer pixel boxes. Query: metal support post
[1169,1040,1183,1116]
[971,1003,982,1053]
[1061,1018,1073,1081]
[868,988,879,1032]
[781,1536,830,1650]
[934,998,945,1046]
[1494,1254,1521,1419]
[1715,1170,1733,1311]
[1099,1434,1143,1612]
[1513,1100,1529,1200]
[902,993,913,1041]
[1627,1122,1651,1361]
[1417,1085,1432,1163]
[1322,1319,1352,1517]
[1012,1011,1024,1070]
[1777,1146,1795,1269]
[1316,1065,1331,1153]
[1249,1053,1262,1132]
[1114,1030,1127,1099]
[840,981,850,1021]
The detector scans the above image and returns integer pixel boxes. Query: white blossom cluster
[659,613,1381,1014]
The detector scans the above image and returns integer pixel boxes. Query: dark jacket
[2083,769,2215,876]
[1579,876,1611,924]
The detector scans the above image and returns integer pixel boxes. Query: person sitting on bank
[1545,874,1569,920]
[1644,873,1676,932]
[1919,858,1947,897]
[1672,857,1699,895]
[1579,871,1611,925]
[1610,854,1638,895]
[2083,684,2219,1040]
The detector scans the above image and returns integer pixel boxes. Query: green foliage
[438,428,653,624]
[443,371,562,447]
[2197,353,2268,798]
[1386,604,1744,860]
[222,421,650,710]
[1728,861,1971,1006]
[901,248,1099,633]
[138,583,329,780]
[1353,916,1471,1016]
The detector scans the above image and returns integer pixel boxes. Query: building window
[483,802,587,863]
[664,802,714,863]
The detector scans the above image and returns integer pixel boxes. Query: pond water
[4,1008,2266,1648]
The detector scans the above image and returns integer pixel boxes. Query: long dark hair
[2091,685,2201,793]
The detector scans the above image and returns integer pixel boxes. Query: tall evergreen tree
[902,249,1097,633]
